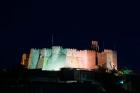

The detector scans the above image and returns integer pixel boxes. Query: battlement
[21,41,117,71]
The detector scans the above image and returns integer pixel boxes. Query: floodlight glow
[42,47,66,71]
[28,49,40,69]
[120,80,124,84]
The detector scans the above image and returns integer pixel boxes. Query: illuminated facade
[21,41,117,71]
[98,49,117,70]
[21,53,29,68]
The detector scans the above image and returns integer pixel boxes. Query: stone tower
[91,41,99,51]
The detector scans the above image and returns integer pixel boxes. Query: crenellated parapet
[21,41,118,71]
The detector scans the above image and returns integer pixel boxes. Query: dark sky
[0,0,140,72]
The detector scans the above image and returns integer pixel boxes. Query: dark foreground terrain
[0,68,140,93]
[0,82,105,93]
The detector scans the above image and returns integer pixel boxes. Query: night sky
[0,1,140,72]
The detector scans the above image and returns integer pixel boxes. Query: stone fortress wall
[21,41,117,71]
